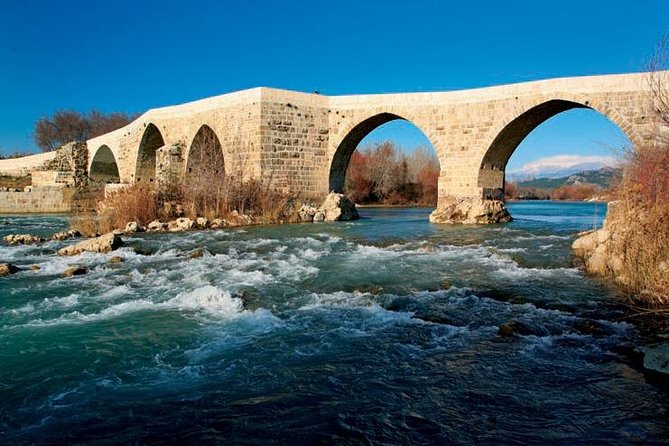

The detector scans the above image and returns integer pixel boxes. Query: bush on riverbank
[70,178,301,236]
[344,142,439,205]
[606,142,669,305]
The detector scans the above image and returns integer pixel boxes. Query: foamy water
[0,203,667,444]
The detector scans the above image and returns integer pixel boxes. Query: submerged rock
[3,234,46,245]
[63,266,87,277]
[638,343,669,375]
[188,248,206,259]
[498,320,539,337]
[573,319,608,336]
[108,256,124,264]
[57,233,124,256]
[0,263,21,276]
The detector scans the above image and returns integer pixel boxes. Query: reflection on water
[0,202,667,444]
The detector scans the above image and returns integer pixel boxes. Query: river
[0,202,667,444]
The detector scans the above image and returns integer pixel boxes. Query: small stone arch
[477,99,635,194]
[185,124,225,181]
[90,145,120,183]
[135,123,165,183]
[328,112,440,193]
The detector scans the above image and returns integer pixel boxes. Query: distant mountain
[513,166,622,190]
[507,155,617,182]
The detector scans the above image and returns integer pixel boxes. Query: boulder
[572,230,599,257]
[299,205,318,222]
[210,218,228,229]
[168,217,195,232]
[320,192,359,222]
[3,234,46,245]
[196,217,209,229]
[638,343,669,375]
[429,198,511,224]
[585,243,610,276]
[147,220,167,232]
[52,230,81,241]
[0,263,21,276]
[57,233,124,256]
[226,211,254,226]
[123,221,144,234]
[63,266,87,277]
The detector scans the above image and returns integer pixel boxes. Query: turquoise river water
[0,202,667,444]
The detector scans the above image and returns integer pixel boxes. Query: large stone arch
[328,111,440,194]
[135,123,165,183]
[89,145,120,183]
[185,124,225,181]
[477,99,636,195]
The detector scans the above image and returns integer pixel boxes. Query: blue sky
[2,0,667,170]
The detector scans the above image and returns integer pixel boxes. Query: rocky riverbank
[1,192,359,278]
[572,200,668,303]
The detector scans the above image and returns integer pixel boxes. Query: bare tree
[34,110,138,152]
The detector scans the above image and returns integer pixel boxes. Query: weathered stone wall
[0,186,74,213]
[38,142,89,189]
[259,89,329,196]
[2,72,663,218]
[0,152,57,177]
[86,89,265,186]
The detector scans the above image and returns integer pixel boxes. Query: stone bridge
[78,72,662,221]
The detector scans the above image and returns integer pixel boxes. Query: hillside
[513,166,621,190]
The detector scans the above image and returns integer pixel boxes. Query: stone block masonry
[0,186,74,214]
[3,71,666,220]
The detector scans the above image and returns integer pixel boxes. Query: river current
[0,202,667,444]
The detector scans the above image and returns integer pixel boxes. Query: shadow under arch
[329,112,439,194]
[90,145,120,183]
[135,123,165,183]
[478,99,632,195]
[185,124,225,182]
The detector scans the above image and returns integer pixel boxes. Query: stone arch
[135,123,165,183]
[185,124,225,182]
[90,145,120,183]
[477,99,635,194]
[328,112,439,193]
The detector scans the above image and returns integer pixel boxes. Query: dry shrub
[97,184,160,233]
[611,137,669,305]
[70,184,160,236]
[71,176,300,235]
[610,205,669,305]
[182,176,300,224]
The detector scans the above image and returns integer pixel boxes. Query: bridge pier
[429,196,511,224]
